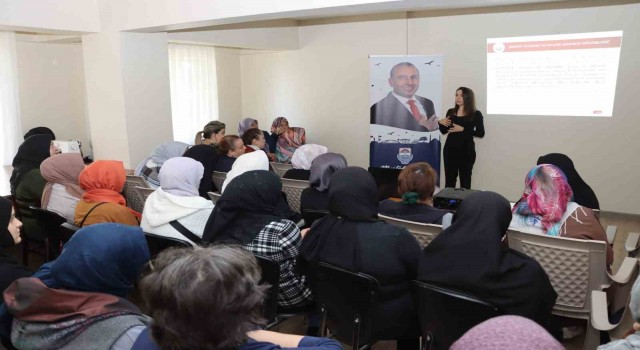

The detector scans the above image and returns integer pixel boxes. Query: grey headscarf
[150,141,189,166]
[238,118,257,136]
[158,157,203,197]
[309,153,348,192]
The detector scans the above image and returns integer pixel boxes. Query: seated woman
[213,135,246,173]
[132,245,341,350]
[23,126,55,140]
[271,117,306,163]
[283,144,328,180]
[203,170,312,308]
[74,160,140,227]
[0,197,32,294]
[300,153,347,213]
[242,127,268,154]
[10,133,55,241]
[2,223,151,350]
[300,167,421,350]
[598,276,640,350]
[537,153,600,210]
[40,153,85,223]
[378,162,451,225]
[183,143,219,197]
[238,118,273,154]
[510,164,612,266]
[418,191,557,334]
[141,157,214,245]
[450,316,563,350]
[221,151,270,193]
[195,120,226,146]
[134,141,189,188]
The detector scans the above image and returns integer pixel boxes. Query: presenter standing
[438,87,484,189]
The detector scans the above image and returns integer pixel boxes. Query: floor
[9,211,640,350]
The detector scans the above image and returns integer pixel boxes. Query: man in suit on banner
[370,62,439,132]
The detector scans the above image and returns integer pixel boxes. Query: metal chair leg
[319,306,327,337]
[352,315,360,350]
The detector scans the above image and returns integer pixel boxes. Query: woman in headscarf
[134,141,189,188]
[194,121,226,146]
[2,223,151,350]
[450,316,563,350]
[238,118,272,154]
[221,151,270,193]
[300,153,347,213]
[599,276,640,350]
[202,170,312,309]
[271,117,306,163]
[378,162,450,225]
[418,191,557,333]
[537,153,600,210]
[40,153,86,223]
[283,144,328,180]
[23,126,55,140]
[510,164,612,266]
[213,135,245,173]
[299,167,421,350]
[0,197,32,294]
[10,134,55,241]
[183,143,219,197]
[74,160,140,227]
[141,157,214,246]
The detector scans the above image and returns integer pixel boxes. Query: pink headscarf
[40,153,86,208]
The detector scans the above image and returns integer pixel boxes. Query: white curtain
[168,43,219,145]
[0,31,23,195]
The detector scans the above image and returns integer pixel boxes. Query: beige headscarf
[40,153,86,208]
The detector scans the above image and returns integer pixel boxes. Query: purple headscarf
[238,118,257,136]
[158,157,203,197]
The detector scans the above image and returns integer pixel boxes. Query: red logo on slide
[593,110,602,114]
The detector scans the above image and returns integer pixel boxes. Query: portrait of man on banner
[369,55,443,173]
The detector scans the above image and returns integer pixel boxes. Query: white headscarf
[221,151,269,193]
[291,144,328,170]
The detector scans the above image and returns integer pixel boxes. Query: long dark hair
[452,87,476,120]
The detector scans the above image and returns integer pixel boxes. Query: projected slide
[487,31,623,117]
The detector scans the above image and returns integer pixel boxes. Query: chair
[507,229,639,349]
[309,261,380,349]
[212,171,227,191]
[255,255,312,330]
[281,178,309,214]
[270,162,293,178]
[207,191,222,204]
[123,175,149,213]
[133,186,155,208]
[13,198,46,266]
[144,232,192,259]
[377,214,442,247]
[302,209,329,228]
[412,281,502,350]
[60,222,81,239]
[29,207,67,261]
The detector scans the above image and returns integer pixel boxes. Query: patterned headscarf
[238,118,257,136]
[513,164,573,235]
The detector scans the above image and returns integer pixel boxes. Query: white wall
[215,48,244,126]
[240,3,640,214]
[16,42,91,156]
[0,0,100,33]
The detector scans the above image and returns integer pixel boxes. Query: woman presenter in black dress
[438,87,485,189]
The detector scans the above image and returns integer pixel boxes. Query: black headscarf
[537,153,599,210]
[183,144,219,197]
[10,134,54,195]
[0,197,16,250]
[202,170,282,244]
[23,127,55,140]
[300,167,380,269]
[417,191,557,330]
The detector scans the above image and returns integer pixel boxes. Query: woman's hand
[300,228,310,238]
[438,118,452,127]
[449,123,464,133]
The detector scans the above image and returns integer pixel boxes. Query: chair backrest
[309,261,380,347]
[212,171,227,191]
[378,214,442,247]
[133,186,155,208]
[255,255,280,326]
[302,209,329,228]
[281,178,309,214]
[270,162,293,177]
[60,222,80,240]
[412,281,502,350]
[506,229,609,318]
[144,232,192,259]
[124,175,148,213]
[207,191,222,204]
